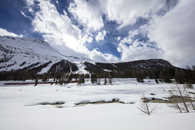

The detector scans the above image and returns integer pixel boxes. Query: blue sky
[0,0,195,67]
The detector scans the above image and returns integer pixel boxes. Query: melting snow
[0,78,195,130]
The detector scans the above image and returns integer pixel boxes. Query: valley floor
[0,79,195,130]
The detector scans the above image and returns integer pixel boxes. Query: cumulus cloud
[69,0,166,30]
[118,37,161,61]
[149,0,195,67]
[95,30,106,41]
[102,0,165,28]
[23,0,195,66]
[67,0,172,62]
[69,0,104,31]
[90,49,119,63]
[117,24,161,61]
[0,28,22,37]
[26,0,115,62]
[30,0,90,57]
[118,41,161,61]
[67,0,167,61]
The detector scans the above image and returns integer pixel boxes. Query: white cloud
[90,49,119,63]
[24,0,195,66]
[31,0,90,57]
[69,0,104,31]
[117,24,161,61]
[118,40,161,62]
[25,0,117,62]
[25,0,34,6]
[95,30,106,41]
[69,0,166,30]
[117,36,121,41]
[149,0,195,67]
[102,0,165,28]
[0,28,22,37]
[67,0,167,62]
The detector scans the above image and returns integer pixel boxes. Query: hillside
[0,36,180,80]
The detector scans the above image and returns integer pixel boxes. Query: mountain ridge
[0,36,180,80]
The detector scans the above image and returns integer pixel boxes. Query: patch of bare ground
[75,98,134,107]
[142,96,195,104]
[26,101,65,108]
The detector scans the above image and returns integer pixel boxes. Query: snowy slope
[0,36,91,74]
[0,36,63,71]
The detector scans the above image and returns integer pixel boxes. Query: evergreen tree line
[133,67,195,84]
[1,66,195,84]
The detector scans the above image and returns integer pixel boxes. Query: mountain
[0,36,179,80]
[84,59,175,73]
[0,36,63,71]
[0,36,91,80]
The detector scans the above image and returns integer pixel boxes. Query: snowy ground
[0,78,195,130]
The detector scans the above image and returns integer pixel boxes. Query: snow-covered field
[0,78,195,130]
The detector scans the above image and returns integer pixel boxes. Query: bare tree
[168,90,182,113]
[176,86,189,113]
[104,76,107,85]
[182,84,195,110]
[138,102,152,115]
[108,73,112,85]
[169,85,193,113]
[138,95,154,115]
[190,100,195,110]
[97,74,101,85]
[34,78,38,87]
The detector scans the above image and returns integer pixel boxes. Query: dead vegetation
[36,101,65,106]
[137,101,154,115]
[142,96,195,104]
[75,99,125,106]
[141,84,195,113]
[75,98,134,106]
